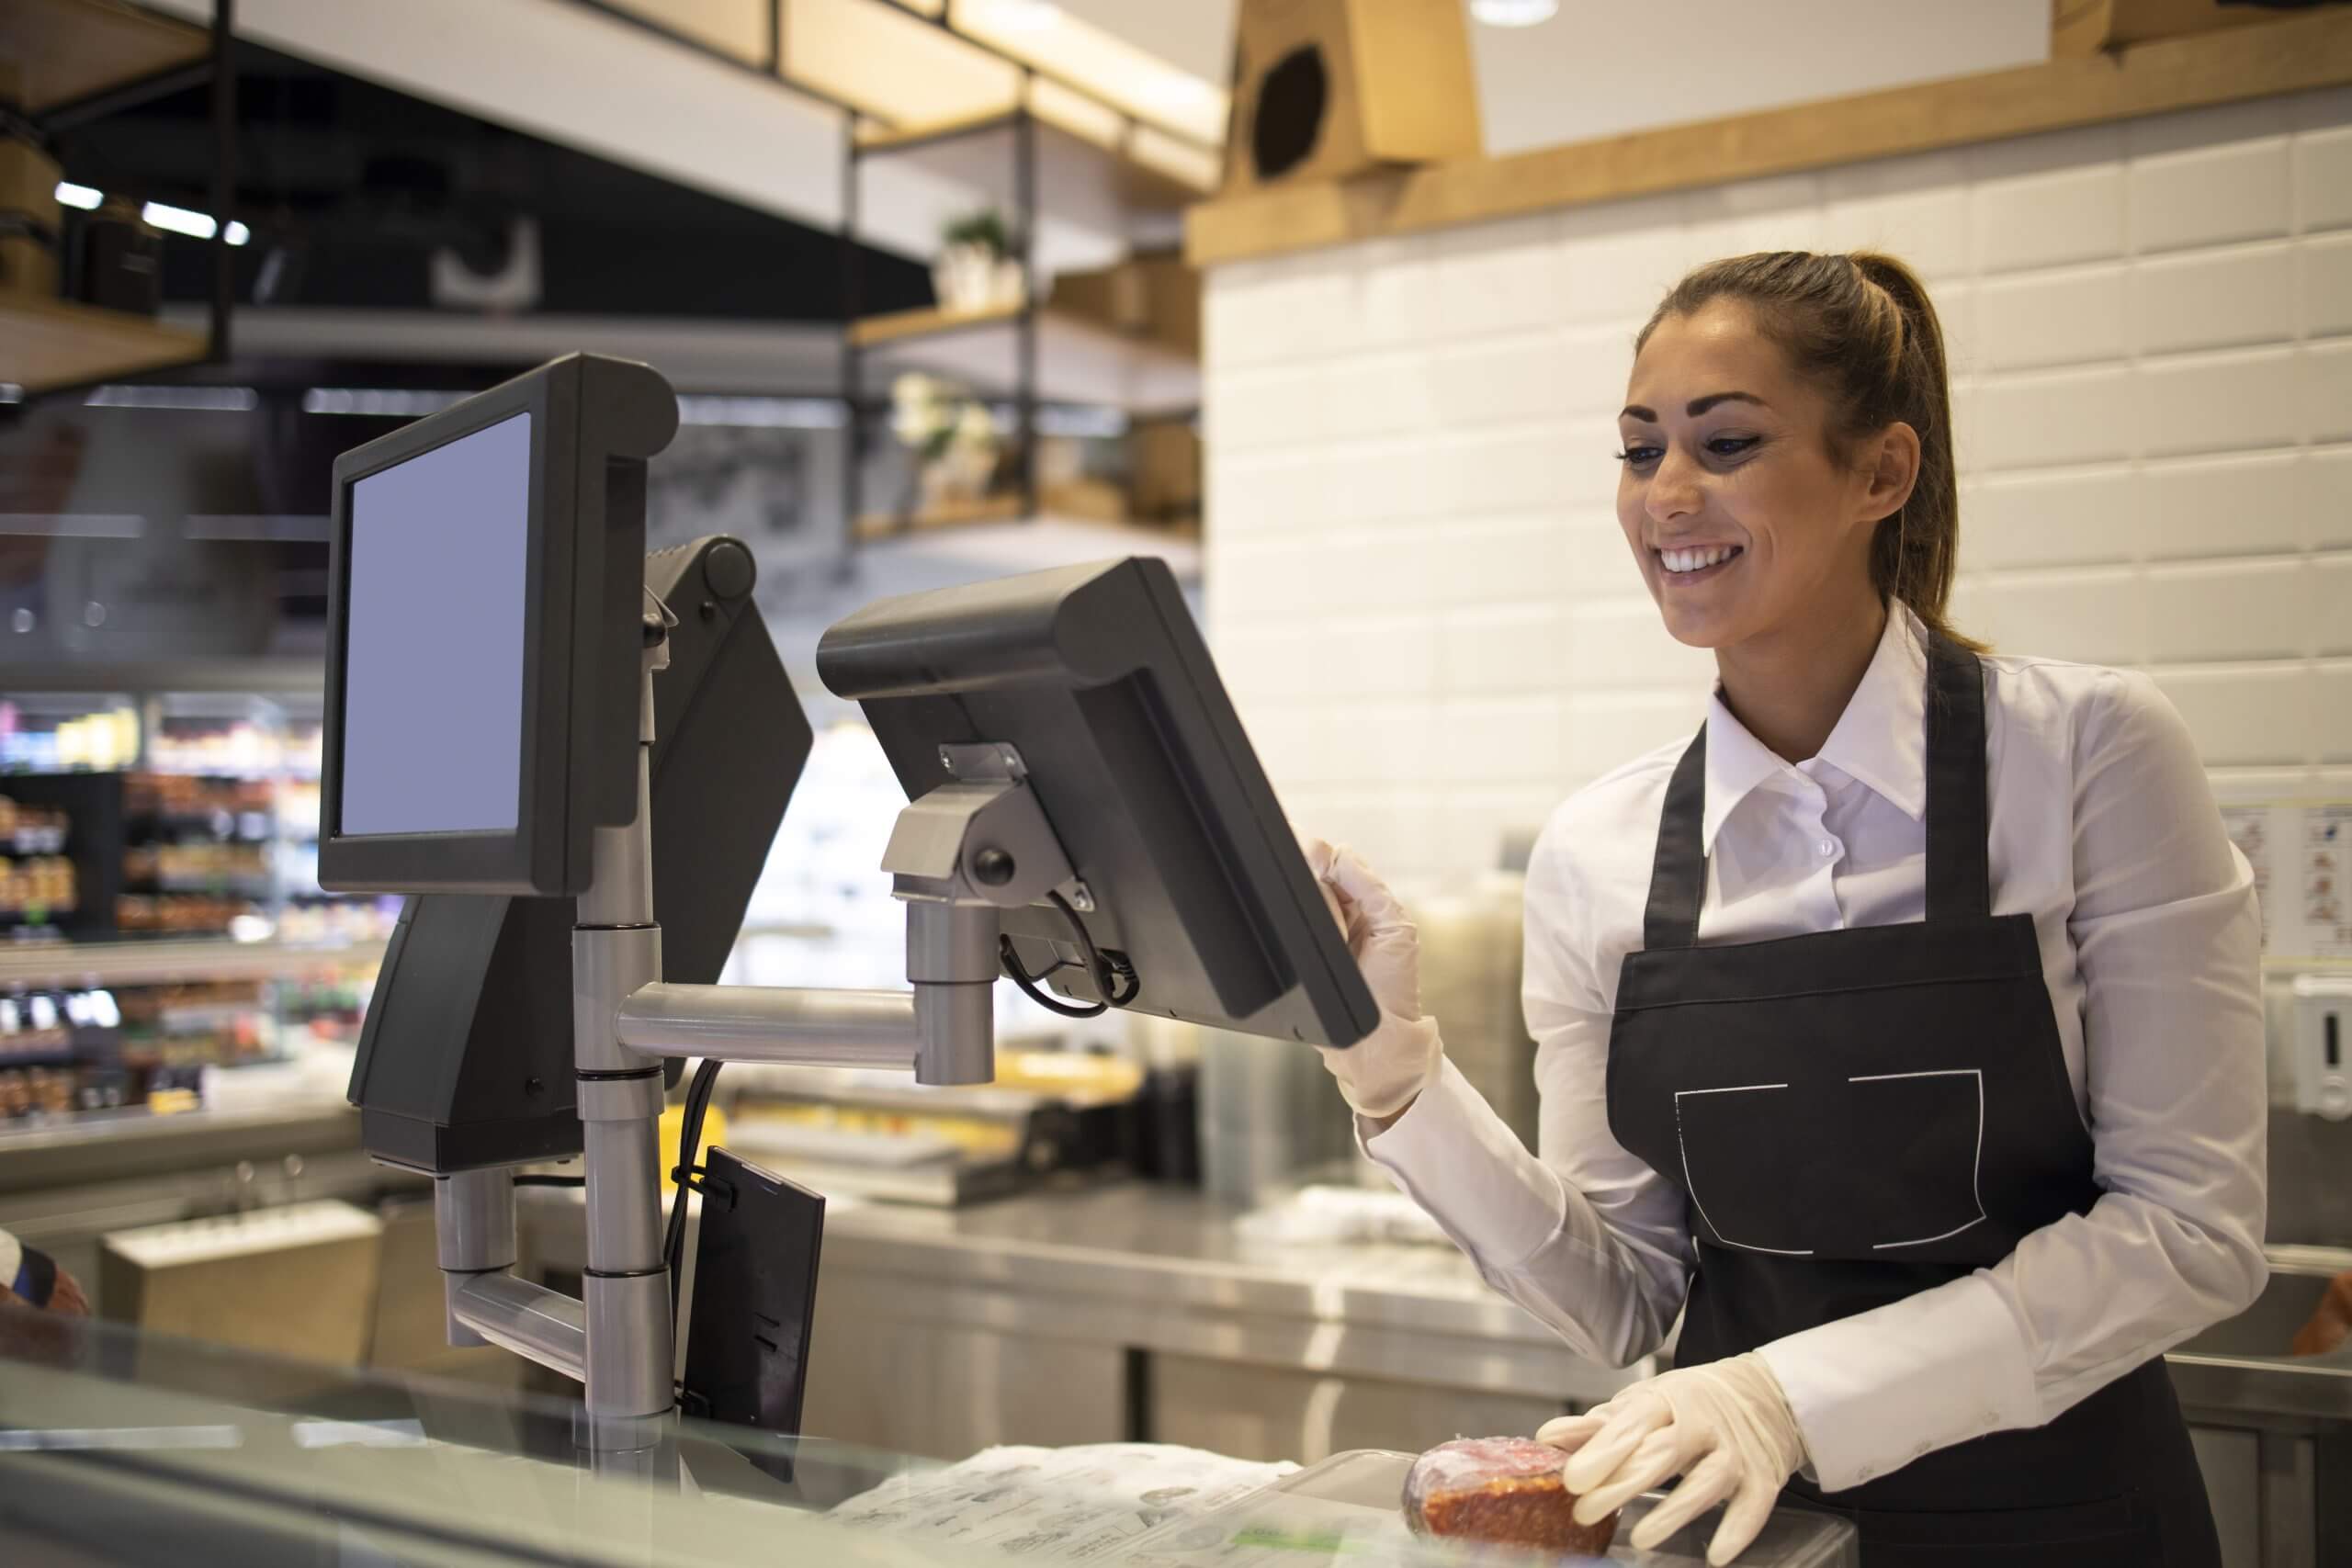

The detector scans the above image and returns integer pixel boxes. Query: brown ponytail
[1634,251,1977,649]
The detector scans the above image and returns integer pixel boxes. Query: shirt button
[1853,1465,1876,1482]
[1818,840,1837,858]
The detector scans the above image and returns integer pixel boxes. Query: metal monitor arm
[430,614,1072,1460]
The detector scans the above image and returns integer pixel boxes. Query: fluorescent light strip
[1470,0,1558,24]
[290,1419,429,1450]
[300,388,468,417]
[0,1426,244,1452]
[675,395,846,430]
[187,514,333,542]
[982,403,1127,439]
[85,385,258,412]
[54,182,103,210]
[140,201,249,246]
[0,514,146,538]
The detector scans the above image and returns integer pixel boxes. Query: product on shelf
[115,895,266,935]
[0,796,72,855]
[122,841,271,892]
[146,720,318,780]
[0,856,76,920]
[0,795,78,925]
[123,773,275,831]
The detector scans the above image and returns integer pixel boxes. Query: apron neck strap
[1921,626,1992,921]
[1642,626,1991,951]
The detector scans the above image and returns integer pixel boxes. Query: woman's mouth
[1655,544,1744,584]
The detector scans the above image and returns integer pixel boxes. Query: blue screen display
[339,412,533,836]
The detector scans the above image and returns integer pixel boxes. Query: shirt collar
[1701,604,1930,852]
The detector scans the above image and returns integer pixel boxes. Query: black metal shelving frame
[27,1,1215,525]
[547,0,1218,539]
[11,0,240,402]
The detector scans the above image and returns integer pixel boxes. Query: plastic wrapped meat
[1403,1437,1621,1556]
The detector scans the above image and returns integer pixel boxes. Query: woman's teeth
[1659,545,1741,574]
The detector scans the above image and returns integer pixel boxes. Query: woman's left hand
[1536,1352,1807,1566]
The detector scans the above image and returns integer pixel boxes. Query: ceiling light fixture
[984,0,1062,33]
[301,389,468,418]
[1470,0,1559,25]
[140,200,250,246]
[54,183,102,210]
[1140,73,1217,111]
[675,395,847,430]
[85,385,259,412]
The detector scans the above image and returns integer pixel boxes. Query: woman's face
[1615,299,1900,651]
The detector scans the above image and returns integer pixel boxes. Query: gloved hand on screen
[1537,1353,1808,1567]
[1296,836,1443,1121]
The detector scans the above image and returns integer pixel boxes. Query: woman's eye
[1616,445,1663,468]
[1706,435,1760,458]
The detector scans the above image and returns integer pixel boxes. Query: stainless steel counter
[535,1180,1649,1413]
[533,1180,2352,1425]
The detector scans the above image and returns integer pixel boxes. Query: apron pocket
[1675,1070,1987,1259]
[1840,1069,1986,1254]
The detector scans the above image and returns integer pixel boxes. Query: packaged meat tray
[1124,1448,1858,1567]
[1403,1437,1618,1555]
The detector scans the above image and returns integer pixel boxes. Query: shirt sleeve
[1758,669,2268,1491]
[1363,812,1693,1370]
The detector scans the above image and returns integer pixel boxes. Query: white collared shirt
[1366,605,2268,1492]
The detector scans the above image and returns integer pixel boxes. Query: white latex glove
[1296,835,1443,1120]
[1537,1353,1808,1566]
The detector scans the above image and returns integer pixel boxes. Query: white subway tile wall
[1204,88,2352,882]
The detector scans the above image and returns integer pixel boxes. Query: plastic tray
[1123,1448,1859,1567]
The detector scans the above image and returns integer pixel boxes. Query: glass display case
[0,1312,1859,1568]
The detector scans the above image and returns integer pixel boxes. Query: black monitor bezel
[319,355,674,897]
[819,556,1380,1049]
[322,372,566,893]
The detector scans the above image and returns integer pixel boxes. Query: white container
[2290,976,2352,1122]
[932,243,1025,314]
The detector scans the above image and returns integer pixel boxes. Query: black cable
[663,1058,722,1319]
[512,1174,584,1189]
[999,891,1139,1017]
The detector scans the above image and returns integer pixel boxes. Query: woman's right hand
[1297,836,1444,1122]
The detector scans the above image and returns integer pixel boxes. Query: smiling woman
[1615,252,1953,764]
[1301,248,2267,1568]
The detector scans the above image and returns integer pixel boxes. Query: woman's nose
[1645,446,1703,523]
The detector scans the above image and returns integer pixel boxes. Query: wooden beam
[1186,9,2352,268]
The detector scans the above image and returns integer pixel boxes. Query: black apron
[1603,629,2221,1568]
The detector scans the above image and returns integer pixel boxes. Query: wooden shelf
[1,295,207,395]
[856,107,1216,217]
[847,299,1025,348]
[1,0,212,117]
[851,512,1203,582]
[852,492,1024,543]
[0,934,387,989]
[1186,7,2352,267]
[848,301,1198,414]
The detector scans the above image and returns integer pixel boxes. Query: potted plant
[933,208,1025,314]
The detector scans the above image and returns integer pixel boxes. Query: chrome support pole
[449,1273,587,1382]
[435,1168,517,1351]
[572,645,674,1448]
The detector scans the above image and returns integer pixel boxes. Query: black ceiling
[49,39,931,322]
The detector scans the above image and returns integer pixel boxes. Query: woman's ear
[1862,421,1923,523]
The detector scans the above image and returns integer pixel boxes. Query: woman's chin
[1657,609,1734,651]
